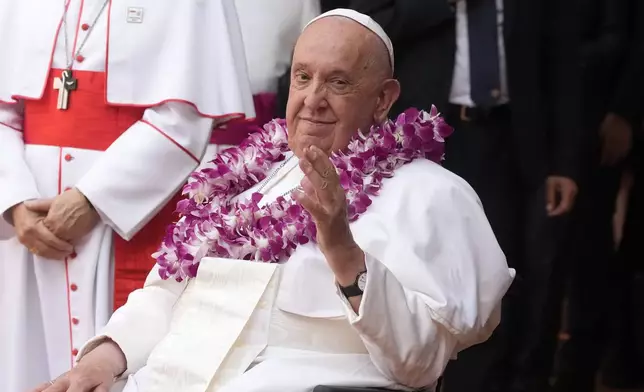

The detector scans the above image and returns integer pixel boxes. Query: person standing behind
[553,0,644,389]
[207,0,321,154]
[0,1,254,391]
[347,1,581,391]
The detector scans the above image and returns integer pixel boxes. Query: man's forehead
[294,18,390,78]
[299,16,369,44]
[302,9,394,72]
[293,24,368,74]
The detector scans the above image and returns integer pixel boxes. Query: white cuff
[335,253,384,324]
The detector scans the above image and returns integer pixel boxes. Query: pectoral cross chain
[53,69,78,110]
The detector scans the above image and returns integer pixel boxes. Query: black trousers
[439,106,569,392]
[553,130,643,391]
[550,161,622,392]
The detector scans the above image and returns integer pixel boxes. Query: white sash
[138,258,277,392]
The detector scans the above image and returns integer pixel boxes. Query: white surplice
[0,1,254,390]
[79,154,515,392]
[203,0,321,159]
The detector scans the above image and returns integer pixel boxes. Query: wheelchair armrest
[313,388,396,392]
[313,387,430,392]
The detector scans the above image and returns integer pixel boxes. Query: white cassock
[79,154,515,392]
[204,0,321,157]
[0,1,255,390]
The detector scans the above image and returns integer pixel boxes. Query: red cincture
[23,68,182,310]
[209,92,277,145]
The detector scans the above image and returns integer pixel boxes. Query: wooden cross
[53,70,78,110]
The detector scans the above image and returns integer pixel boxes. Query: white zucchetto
[304,8,395,72]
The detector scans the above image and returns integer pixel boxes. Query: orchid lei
[154,106,453,281]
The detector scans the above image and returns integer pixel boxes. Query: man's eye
[294,73,310,82]
[330,79,349,89]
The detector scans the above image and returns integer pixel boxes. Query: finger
[24,198,55,213]
[67,381,97,392]
[93,384,111,392]
[28,238,70,260]
[549,190,574,216]
[43,216,62,235]
[36,221,74,252]
[40,378,70,392]
[306,146,338,182]
[545,181,557,214]
[293,187,324,218]
[300,176,317,197]
[299,157,334,205]
[29,382,52,392]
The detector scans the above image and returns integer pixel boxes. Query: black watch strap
[339,271,367,298]
[339,284,363,298]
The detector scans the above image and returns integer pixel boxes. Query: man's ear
[374,79,401,123]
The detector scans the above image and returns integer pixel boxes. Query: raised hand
[294,146,365,284]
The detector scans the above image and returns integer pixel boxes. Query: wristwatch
[339,271,367,298]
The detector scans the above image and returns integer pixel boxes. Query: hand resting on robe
[9,202,74,259]
[25,187,100,244]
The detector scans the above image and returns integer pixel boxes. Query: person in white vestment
[33,9,514,392]
[0,1,254,391]
[205,0,321,156]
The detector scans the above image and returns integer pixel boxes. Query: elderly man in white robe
[34,9,514,392]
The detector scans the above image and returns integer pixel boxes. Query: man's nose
[303,83,328,110]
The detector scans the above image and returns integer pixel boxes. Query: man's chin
[290,134,334,156]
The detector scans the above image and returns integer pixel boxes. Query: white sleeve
[75,102,213,240]
[337,164,514,389]
[0,101,41,231]
[77,266,188,376]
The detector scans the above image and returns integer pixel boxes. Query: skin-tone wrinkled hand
[10,203,74,259]
[545,176,578,217]
[293,146,366,311]
[30,340,126,392]
[24,188,100,243]
[600,112,633,166]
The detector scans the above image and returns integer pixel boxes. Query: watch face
[357,272,367,291]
